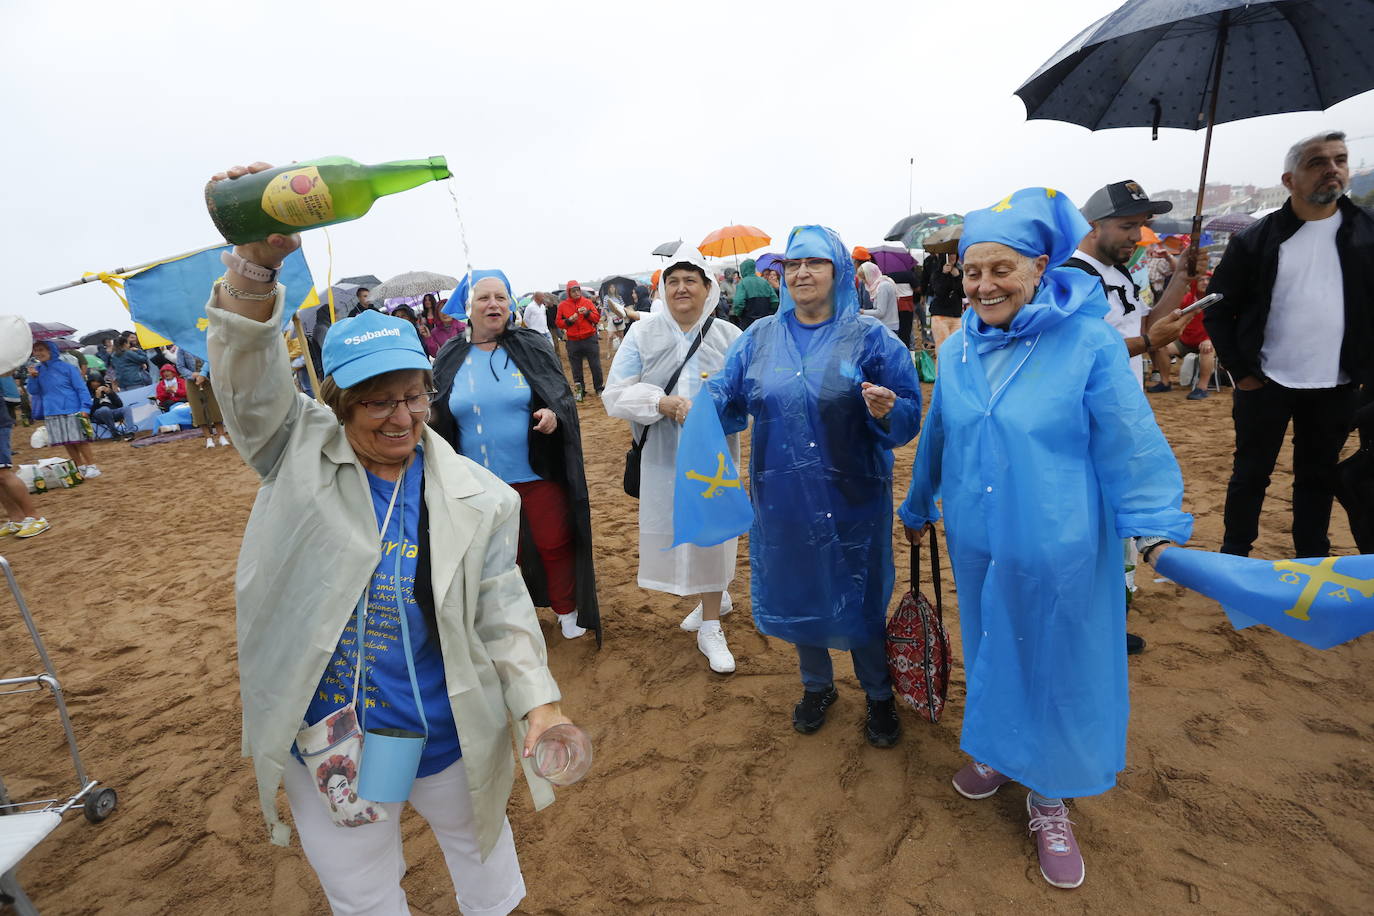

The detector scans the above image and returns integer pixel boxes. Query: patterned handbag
[886,530,951,723]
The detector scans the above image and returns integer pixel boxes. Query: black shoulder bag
[623,316,715,498]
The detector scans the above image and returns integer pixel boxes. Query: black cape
[430,330,602,645]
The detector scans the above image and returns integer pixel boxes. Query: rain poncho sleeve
[603,251,744,596]
[706,225,921,651]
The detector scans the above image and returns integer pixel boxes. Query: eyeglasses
[781,258,832,276]
[357,391,436,419]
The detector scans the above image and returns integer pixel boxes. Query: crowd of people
[13,130,1356,912]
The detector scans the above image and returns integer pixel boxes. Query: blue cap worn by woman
[898,187,1192,890]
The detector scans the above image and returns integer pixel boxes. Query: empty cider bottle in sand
[205,155,451,244]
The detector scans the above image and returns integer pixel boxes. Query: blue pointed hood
[778,225,858,319]
[444,269,515,321]
[958,187,1108,354]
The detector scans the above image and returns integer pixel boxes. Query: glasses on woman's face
[357,391,436,420]
[782,258,832,276]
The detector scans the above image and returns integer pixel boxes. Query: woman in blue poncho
[708,225,921,747]
[899,189,1192,890]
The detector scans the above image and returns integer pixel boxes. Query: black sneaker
[865,697,901,748]
[793,686,838,734]
[1126,632,1146,655]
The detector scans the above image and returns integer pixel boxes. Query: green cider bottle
[205,155,451,244]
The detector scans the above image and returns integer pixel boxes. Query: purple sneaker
[951,760,1011,800]
[1027,793,1084,889]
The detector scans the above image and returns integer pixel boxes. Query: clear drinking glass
[532,723,593,786]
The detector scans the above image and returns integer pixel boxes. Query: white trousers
[283,758,525,916]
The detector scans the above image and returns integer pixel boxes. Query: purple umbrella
[754,252,784,274]
[29,321,76,341]
[867,246,917,275]
[48,337,82,352]
[1203,212,1255,234]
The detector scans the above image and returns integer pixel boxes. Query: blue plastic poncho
[710,225,921,650]
[899,188,1192,799]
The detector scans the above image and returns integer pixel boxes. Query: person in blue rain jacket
[708,225,921,748]
[898,188,1193,890]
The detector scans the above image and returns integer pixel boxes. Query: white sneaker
[205,437,216,448]
[558,612,587,640]
[681,591,734,632]
[697,621,735,674]
[218,435,231,446]
[81,465,102,479]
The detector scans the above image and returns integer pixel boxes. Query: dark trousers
[1222,381,1358,557]
[566,337,603,393]
[897,309,914,348]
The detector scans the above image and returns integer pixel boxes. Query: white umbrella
[370,271,459,301]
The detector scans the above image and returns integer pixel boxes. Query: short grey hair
[1284,131,1346,173]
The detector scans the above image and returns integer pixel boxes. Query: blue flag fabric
[669,401,753,549]
[1155,547,1374,650]
[126,246,315,361]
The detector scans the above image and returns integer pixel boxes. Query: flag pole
[36,243,225,295]
[291,314,324,404]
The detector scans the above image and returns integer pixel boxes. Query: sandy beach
[1,367,1371,915]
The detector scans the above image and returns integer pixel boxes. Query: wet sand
[1,368,1371,914]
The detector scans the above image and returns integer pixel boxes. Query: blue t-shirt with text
[448,347,540,484]
[305,458,461,777]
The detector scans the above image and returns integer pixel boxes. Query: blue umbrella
[1017,0,1374,256]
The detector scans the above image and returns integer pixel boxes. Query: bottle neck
[367,157,450,197]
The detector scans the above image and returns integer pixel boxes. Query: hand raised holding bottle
[208,162,303,268]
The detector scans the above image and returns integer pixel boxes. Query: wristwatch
[221,248,281,284]
[1134,536,1170,564]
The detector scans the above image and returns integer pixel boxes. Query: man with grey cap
[1069,181,1195,657]
[1068,180,1194,387]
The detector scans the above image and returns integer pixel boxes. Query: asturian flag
[125,246,317,361]
[1155,547,1374,649]
[669,397,753,548]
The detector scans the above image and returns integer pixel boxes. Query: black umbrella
[652,240,682,258]
[598,276,637,318]
[883,212,944,243]
[338,274,382,287]
[1017,0,1374,262]
[1204,212,1257,234]
[78,328,120,346]
[1148,217,1193,236]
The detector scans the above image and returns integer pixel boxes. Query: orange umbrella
[698,224,771,259]
[1136,225,1160,246]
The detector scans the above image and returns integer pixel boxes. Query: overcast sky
[7,0,1373,336]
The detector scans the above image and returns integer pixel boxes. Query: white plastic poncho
[603,249,743,595]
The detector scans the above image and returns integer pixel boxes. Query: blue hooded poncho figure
[899,188,1192,799]
[709,225,921,663]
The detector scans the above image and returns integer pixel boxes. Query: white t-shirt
[1261,211,1348,388]
[522,302,549,336]
[1074,249,1145,386]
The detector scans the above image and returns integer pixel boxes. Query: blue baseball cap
[322,310,431,389]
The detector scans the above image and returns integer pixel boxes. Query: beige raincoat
[207,288,559,858]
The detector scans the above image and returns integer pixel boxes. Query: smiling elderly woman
[603,248,743,673]
[205,162,575,916]
[898,188,1192,890]
[707,225,921,747]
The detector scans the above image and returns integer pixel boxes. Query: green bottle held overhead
[205,155,451,244]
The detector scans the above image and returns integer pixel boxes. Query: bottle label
[260,166,335,227]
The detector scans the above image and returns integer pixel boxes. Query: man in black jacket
[1205,131,1372,557]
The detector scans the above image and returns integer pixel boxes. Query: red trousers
[511,480,578,615]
